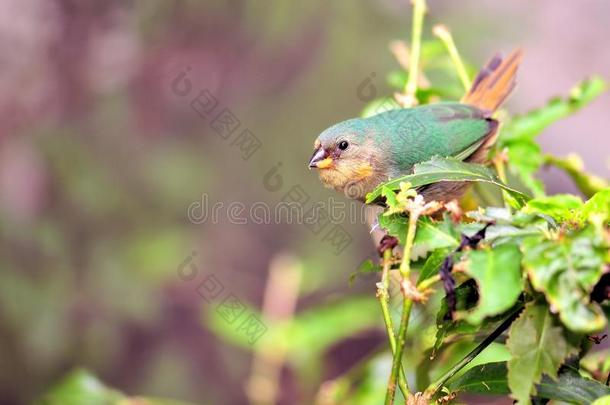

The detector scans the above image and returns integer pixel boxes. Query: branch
[403,0,427,107]
[426,306,523,397]
[377,248,411,397]
[384,211,419,405]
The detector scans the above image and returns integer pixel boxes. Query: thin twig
[385,212,419,405]
[432,24,471,91]
[403,0,427,107]
[426,306,523,396]
[377,249,411,396]
[245,255,301,405]
[416,273,441,291]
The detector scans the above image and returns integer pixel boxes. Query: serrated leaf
[523,194,584,223]
[484,224,549,247]
[501,77,606,198]
[464,244,523,324]
[381,185,399,209]
[447,361,510,395]
[501,77,607,143]
[507,303,578,404]
[536,367,610,404]
[580,188,610,224]
[366,156,530,206]
[412,216,461,259]
[378,214,461,259]
[448,362,610,404]
[434,280,480,350]
[417,248,451,284]
[522,226,608,333]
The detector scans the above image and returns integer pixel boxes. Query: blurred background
[0,1,608,404]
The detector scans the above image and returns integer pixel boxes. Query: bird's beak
[308,146,333,169]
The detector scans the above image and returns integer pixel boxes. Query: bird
[308,50,523,204]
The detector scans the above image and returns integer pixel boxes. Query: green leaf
[412,216,461,259]
[522,226,608,333]
[278,296,380,360]
[378,214,461,258]
[381,185,399,209]
[581,348,610,380]
[464,244,523,324]
[434,280,480,350]
[545,154,609,199]
[447,362,510,395]
[501,77,607,143]
[448,362,610,404]
[592,396,610,405]
[580,188,610,224]
[349,259,381,285]
[501,77,606,197]
[536,367,610,404]
[417,248,450,284]
[523,194,584,223]
[366,156,529,207]
[36,369,124,405]
[507,303,578,404]
[506,139,545,197]
[378,213,407,244]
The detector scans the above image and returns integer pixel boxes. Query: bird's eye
[338,140,349,150]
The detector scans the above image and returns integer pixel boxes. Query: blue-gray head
[308,117,386,200]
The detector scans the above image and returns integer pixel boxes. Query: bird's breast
[318,162,386,202]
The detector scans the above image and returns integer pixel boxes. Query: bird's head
[309,118,383,198]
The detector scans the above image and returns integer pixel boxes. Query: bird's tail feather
[461,49,523,113]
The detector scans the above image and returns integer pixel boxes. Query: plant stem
[377,249,411,396]
[246,255,302,405]
[404,0,427,105]
[399,213,418,278]
[493,151,512,210]
[426,306,523,396]
[416,273,441,291]
[433,24,471,91]
[385,212,419,405]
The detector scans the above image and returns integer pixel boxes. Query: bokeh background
[1,1,609,404]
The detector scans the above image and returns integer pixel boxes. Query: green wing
[369,103,495,172]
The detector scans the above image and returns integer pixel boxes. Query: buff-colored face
[308,134,374,193]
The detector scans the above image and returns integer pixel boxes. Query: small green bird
[308,50,522,203]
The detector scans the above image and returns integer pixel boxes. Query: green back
[316,102,494,174]
[367,103,493,172]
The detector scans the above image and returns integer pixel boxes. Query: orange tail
[462,49,523,112]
